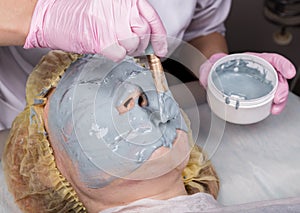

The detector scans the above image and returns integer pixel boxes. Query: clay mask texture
[48,55,187,188]
[212,59,274,101]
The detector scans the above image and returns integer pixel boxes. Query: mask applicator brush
[145,44,170,124]
[145,45,168,93]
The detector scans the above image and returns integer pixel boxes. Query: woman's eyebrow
[123,98,133,108]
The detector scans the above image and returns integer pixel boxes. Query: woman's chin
[124,130,190,180]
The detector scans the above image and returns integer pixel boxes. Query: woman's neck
[75,169,187,213]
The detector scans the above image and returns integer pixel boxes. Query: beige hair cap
[2,51,86,213]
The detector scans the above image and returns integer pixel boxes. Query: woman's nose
[144,90,180,126]
[115,83,180,129]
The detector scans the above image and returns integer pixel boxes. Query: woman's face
[45,55,190,188]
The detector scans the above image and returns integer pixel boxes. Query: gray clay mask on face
[48,55,187,188]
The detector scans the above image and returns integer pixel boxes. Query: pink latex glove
[24,0,167,61]
[199,52,296,115]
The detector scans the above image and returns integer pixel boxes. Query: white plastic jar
[207,53,278,124]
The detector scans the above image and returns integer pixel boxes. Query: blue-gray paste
[47,55,187,188]
[212,59,274,102]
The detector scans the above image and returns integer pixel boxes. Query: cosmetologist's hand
[199,52,296,115]
[24,0,167,61]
